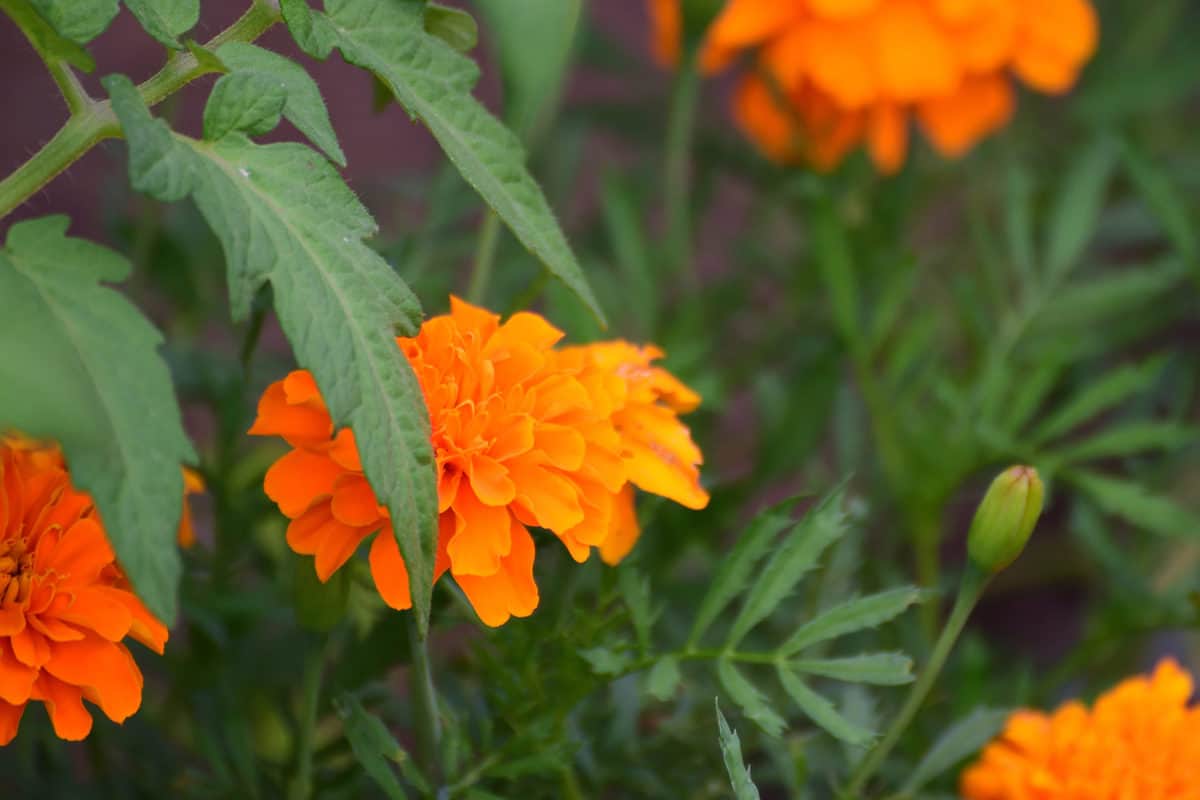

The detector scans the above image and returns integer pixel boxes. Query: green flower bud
[967,466,1044,572]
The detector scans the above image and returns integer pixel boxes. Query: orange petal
[871,0,960,101]
[532,424,586,472]
[32,674,92,740]
[449,296,501,337]
[263,449,345,518]
[50,518,113,586]
[447,486,512,576]
[453,520,538,627]
[368,529,413,611]
[330,475,385,527]
[467,454,516,506]
[0,700,24,745]
[247,376,332,446]
[917,74,1013,157]
[867,103,908,174]
[55,586,134,642]
[0,605,25,637]
[507,460,584,533]
[599,486,642,566]
[10,626,50,669]
[623,438,709,510]
[0,641,37,705]
[45,635,143,723]
[313,523,372,582]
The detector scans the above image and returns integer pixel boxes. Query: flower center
[0,538,34,606]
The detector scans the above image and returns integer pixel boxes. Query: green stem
[664,46,700,285]
[0,0,92,113]
[465,209,501,304]
[0,0,279,221]
[289,644,329,800]
[406,615,442,782]
[842,566,990,798]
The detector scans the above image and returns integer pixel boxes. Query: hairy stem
[842,566,990,798]
[466,209,502,304]
[406,616,443,782]
[0,0,280,221]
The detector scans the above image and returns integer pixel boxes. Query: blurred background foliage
[2,0,1199,797]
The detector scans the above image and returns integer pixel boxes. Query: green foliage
[0,216,193,621]
[105,73,440,633]
[902,707,1010,795]
[28,0,196,46]
[0,0,95,70]
[280,0,603,322]
[716,700,762,800]
[335,695,414,800]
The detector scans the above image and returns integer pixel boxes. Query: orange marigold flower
[0,435,168,746]
[249,298,708,627]
[649,0,1098,172]
[961,659,1200,800]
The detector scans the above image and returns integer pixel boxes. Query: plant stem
[289,643,329,800]
[664,46,701,285]
[0,0,92,113]
[842,566,990,798]
[0,0,280,221]
[466,209,501,303]
[406,615,442,782]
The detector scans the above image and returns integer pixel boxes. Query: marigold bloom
[650,0,1098,172]
[0,436,168,745]
[961,659,1200,800]
[249,298,708,627]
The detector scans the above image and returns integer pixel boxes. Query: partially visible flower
[961,659,1200,799]
[649,0,1099,172]
[176,468,205,549]
[250,298,708,627]
[0,435,168,746]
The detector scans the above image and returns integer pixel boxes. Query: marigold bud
[967,466,1044,572]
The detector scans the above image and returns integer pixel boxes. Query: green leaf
[715,700,762,800]
[1121,138,1198,267]
[202,72,287,142]
[284,0,603,323]
[1031,357,1166,444]
[1043,135,1120,280]
[472,0,581,136]
[1,0,95,71]
[789,653,914,686]
[812,198,860,349]
[1049,422,1196,465]
[0,216,193,621]
[1005,164,1036,280]
[689,501,796,646]
[124,0,198,48]
[28,0,117,43]
[647,657,681,701]
[775,667,874,746]
[334,695,411,800]
[216,42,347,166]
[1069,470,1200,537]
[902,707,1010,795]
[105,74,440,634]
[291,552,351,631]
[779,587,921,657]
[579,646,632,676]
[618,566,654,653]
[425,2,477,52]
[1031,260,1186,336]
[727,488,847,647]
[716,659,786,737]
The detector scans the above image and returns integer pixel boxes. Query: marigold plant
[250,298,708,627]
[0,436,168,744]
[961,659,1200,800]
[651,0,1099,171]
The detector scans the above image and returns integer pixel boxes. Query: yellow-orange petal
[466,454,516,507]
[454,519,538,627]
[867,103,908,174]
[447,486,512,576]
[263,449,345,518]
[871,0,961,102]
[599,485,641,566]
[917,74,1013,157]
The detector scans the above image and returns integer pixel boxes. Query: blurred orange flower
[249,298,708,627]
[0,436,168,745]
[961,659,1200,800]
[651,0,1098,172]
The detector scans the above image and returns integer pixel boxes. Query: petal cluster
[651,0,1098,172]
[0,435,169,745]
[961,659,1200,800]
[250,298,708,627]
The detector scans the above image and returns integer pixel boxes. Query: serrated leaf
[1044,135,1120,280]
[775,667,874,746]
[2,0,95,71]
[902,707,1010,794]
[472,0,581,136]
[1049,422,1196,465]
[29,0,117,43]
[689,501,796,646]
[334,695,411,800]
[779,587,921,657]
[715,700,762,800]
[579,646,632,676]
[647,657,681,701]
[279,0,338,55]
[105,74,440,633]
[1121,137,1197,266]
[1031,357,1166,445]
[425,2,477,52]
[124,0,198,48]
[285,0,603,322]
[203,72,287,141]
[727,488,847,647]
[1069,470,1200,537]
[717,659,786,737]
[216,42,347,166]
[0,216,193,621]
[790,653,914,685]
